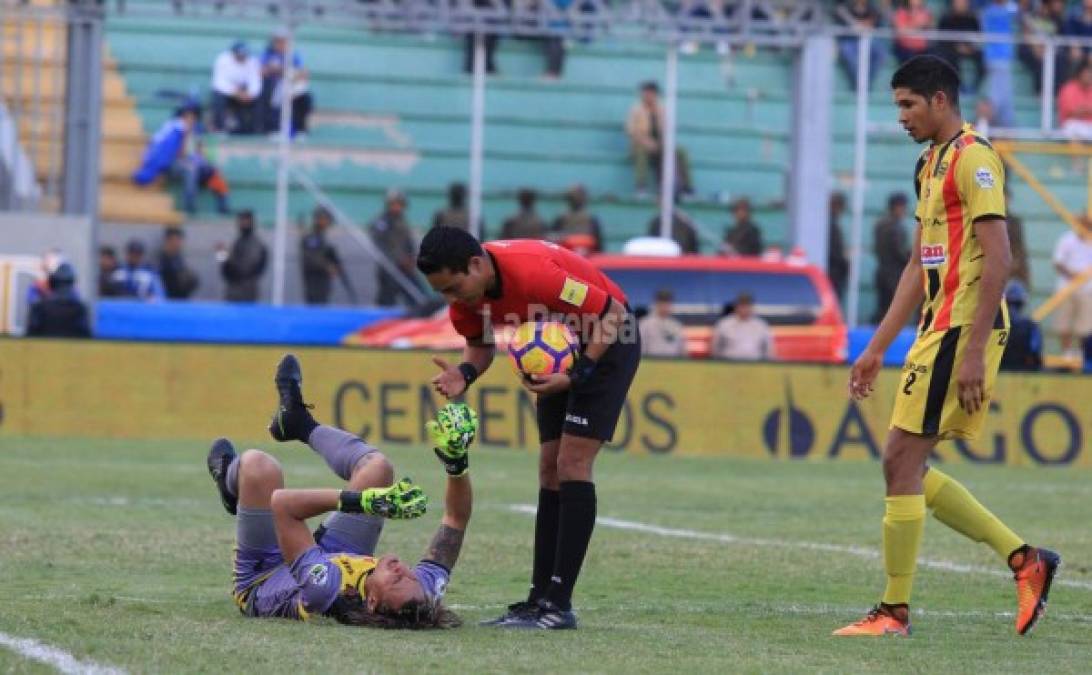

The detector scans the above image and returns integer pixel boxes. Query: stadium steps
[2,14,183,226]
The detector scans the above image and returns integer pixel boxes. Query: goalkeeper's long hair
[326,594,462,630]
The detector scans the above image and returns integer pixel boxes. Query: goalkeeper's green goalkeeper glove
[425,402,478,476]
[340,478,427,519]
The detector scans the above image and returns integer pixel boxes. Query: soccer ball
[507,321,579,379]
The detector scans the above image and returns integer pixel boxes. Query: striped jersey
[912,123,1009,333]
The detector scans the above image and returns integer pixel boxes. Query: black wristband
[338,490,364,513]
[568,354,598,389]
[457,362,479,386]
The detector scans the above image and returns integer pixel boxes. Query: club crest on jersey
[559,278,588,307]
[308,563,329,586]
[975,166,995,188]
[920,244,946,267]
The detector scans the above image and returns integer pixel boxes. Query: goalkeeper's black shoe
[501,599,577,630]
[479,600,539,627]
[268,353,317,443]
[206,437,238,515]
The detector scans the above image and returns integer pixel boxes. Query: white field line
[508,504,1092,591]
[0,633,125,675]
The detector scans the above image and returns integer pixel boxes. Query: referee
[416,228,641,630]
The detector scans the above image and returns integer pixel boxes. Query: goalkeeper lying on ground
[204,354,478,628]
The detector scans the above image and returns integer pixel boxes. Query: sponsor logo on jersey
[936,161,949,177]
[559,278,589,307]
[920,244,947,267]
[975,166,995,188]
[308,563,329,586]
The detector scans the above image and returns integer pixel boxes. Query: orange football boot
[1013,547,1061,636]
[832,605,911,637]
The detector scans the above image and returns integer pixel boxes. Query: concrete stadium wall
[0,211,94,295]
[1,339,1088,466]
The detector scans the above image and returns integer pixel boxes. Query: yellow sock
[882,495,926,606]
[923,468,1025,561]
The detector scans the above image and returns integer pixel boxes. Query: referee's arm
[582,297,629,362]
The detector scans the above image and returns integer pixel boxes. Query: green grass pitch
[1,436,1091,673]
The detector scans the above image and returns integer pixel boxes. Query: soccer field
[1,436,1090,673]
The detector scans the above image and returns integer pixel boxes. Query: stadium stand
[3,0,1083,320]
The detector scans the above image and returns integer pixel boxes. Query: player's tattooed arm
[426,524,465,570]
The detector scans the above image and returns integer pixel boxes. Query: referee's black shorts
[536,311,642,444]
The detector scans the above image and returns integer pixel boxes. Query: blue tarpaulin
[95,300,402,345]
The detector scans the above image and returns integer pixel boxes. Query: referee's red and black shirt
[448,240,627,341]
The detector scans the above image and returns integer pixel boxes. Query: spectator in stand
[463,0,500,75]
[26,263,90,338]
[625,81,694,197]
[210,40,262,134]
[132,104,230,215]
[828,192,850,302]
[99,246,122,297]
[647,203,700,254]
[369,189,420,307]
[711,292,773,361]
[301,206,351,305]
[500,189,548,240]
[722,197,764,257]
[432,182,472,231]
[1063,0,1092,74]
[158,226,200,300]
[1019,0,1067,95]
[937,0,985,93]
[26,248,63,306]
[1006,189,1031,289]
[893,0,934,64]
[111,239,165,301]
[1058,61,1092,140]
[835,0,886,92]
[218,210,268,302]
[1000,280,1043,371]
[552,184,603,253]
[982,0,1020,128]
[638,289,688,357]
[872,192,910,323]
[1052,219,1092,360]
[258,29,313,137]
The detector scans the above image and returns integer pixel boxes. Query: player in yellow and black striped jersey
[834,55,1059,639]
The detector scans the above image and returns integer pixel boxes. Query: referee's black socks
[529,487,560,602]
[545,480,597,611]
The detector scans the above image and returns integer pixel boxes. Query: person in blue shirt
[259,29,314,136]
[110,239,165,301]
[981,0,1019,128]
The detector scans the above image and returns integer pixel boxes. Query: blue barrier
[847,327,917,366]
[95,300,403,345]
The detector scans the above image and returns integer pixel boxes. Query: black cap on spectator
[640,81,659,93]
[888,192,908,209]
[736,292,755,305]
[165,226,184,239]
[126,239,145,254]
[654,288,674,302]
[100,245,116,257]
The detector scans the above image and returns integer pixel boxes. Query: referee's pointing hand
[431,356,468,399]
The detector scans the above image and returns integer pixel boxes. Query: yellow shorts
[890,325,1006,441]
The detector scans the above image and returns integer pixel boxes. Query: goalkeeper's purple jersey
[234,545,450,620]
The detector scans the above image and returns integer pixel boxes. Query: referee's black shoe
[206,437,238,515]
[503,598,577,630]
[479,600,539,627]
[268,353,317,443]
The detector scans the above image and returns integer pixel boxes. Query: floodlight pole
[272,16,295,306]
[469,31,486,239]
[846,33,871,329]
[1040,41,1056,133]
[659,42,678,240]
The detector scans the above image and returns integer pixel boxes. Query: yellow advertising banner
[1,339,1089,466]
